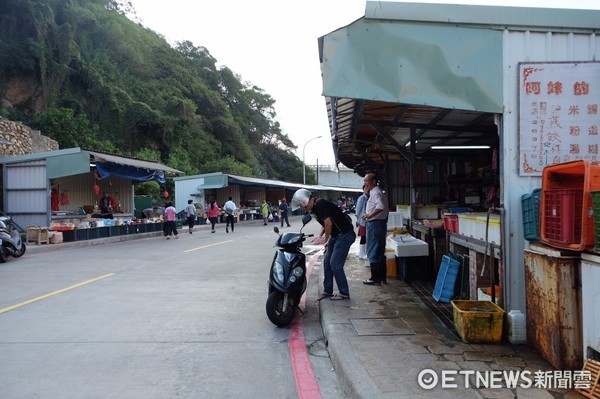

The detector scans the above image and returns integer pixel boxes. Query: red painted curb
[289,251,322,399]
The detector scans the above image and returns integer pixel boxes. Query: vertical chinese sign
[519,62,600,176]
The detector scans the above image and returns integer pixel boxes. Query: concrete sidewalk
[314,245,583,399]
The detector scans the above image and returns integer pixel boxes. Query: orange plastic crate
[540,160,600,251]
[443,214,459,233]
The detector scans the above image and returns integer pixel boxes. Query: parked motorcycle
[0,216,26,263]
[266,213,313,327]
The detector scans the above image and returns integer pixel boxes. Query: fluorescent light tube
[430,145,490,150]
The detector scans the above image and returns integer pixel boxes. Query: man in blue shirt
[278,198,291,227]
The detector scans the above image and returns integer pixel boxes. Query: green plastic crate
[522,189,541,241]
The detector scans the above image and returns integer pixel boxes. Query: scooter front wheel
[12,243,26,258]
[266,291,296,327]
[0,248,6,263]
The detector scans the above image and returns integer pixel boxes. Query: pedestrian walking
[291,189,355,301]
[261,199,270,225]
[278,198,291,227]
[362,173,389,285]
[207,200,220,233]
[184,199,196,234]
[163,201,179,239]
[223,196,237,233]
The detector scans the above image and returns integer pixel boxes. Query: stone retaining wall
[0,118,59,157]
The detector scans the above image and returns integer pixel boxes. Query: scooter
[0,216,26,263]
[266,213,313,327]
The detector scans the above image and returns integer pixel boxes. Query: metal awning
[319,2,600,175]
[86,150,182,174]
[318,2,506,174]
[193,173,361,193]
[0,147,182,180]
[227,174,313,191]
[197,183,227,190]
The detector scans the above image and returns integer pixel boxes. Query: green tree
[0,0,308,183]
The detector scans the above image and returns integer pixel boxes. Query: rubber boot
[359,244,367,259]
[380,260,387,284]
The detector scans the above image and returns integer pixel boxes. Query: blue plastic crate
[521,189,541,241]
[432,255,461,303]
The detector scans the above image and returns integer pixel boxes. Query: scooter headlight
[292,267,304,278]
[273,262,285,283]
[289,267,304,283]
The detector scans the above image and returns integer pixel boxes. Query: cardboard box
[49,232,63,244]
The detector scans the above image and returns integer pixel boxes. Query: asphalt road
[0,218,343,399]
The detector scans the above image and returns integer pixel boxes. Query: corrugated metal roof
[365,2,600,31]
[0,148,81,164]
[0,147,182,174]
[227,174,313,190]
[189,172,361,193]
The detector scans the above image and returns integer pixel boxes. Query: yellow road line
[184,240,234,253]
[0,273,115,315]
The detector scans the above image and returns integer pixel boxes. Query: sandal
[330,292,349,300]
[317,292,332,301]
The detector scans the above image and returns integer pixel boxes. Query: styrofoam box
[396,205,411,220]
[387,211,404,230]
[387,235,429,257]
[416,205,439,219]
[458,213,501,244]
[477,287,500,304]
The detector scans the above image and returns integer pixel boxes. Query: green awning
[319,17,503,113]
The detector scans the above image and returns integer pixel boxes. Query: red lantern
[163,191,169,198]
[93,184,100,195]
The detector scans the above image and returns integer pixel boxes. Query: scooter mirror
[274,226,279,234]
[301,214,312,226]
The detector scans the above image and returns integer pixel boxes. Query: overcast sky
[127,0,600,167]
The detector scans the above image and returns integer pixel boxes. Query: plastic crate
[74,229,87,241]
[593,191,600,252]
[397,256,430,282]
[543,189,583,245]
[443,214,459,233]
[96,227,109,238]
[432,255,460,302]
[62,230,75,242]
[541,160,600,251]
[451,300,505,344]
[448,207,469,214]
[521,189,541,241]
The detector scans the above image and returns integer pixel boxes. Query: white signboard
[519,62,600,176]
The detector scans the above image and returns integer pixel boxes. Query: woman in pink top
[207,200,220,233]
[163,201,179,239]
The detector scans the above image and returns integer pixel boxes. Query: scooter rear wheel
[0,249,6,263]
[266,291,296,327]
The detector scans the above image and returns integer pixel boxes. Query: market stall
[0,147,181,241]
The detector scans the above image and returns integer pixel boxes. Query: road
[0,218,344,399]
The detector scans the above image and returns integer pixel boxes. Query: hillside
[0,0,312,184]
